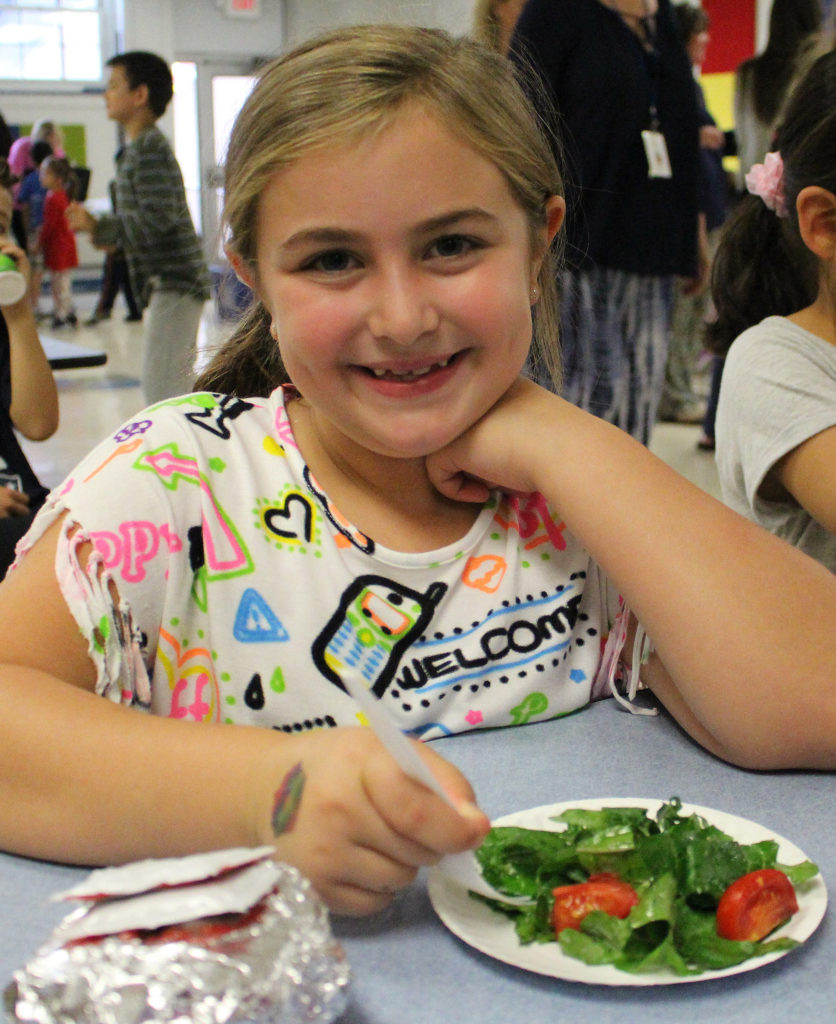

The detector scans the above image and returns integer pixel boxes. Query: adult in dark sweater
[511,0,702,443]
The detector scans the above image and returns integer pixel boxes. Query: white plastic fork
[340,669,532,905]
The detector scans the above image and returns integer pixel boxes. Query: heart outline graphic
[263,492,314,543]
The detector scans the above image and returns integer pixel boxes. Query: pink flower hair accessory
[745,151,788,217]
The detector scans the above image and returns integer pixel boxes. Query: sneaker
[66,312,78,328]
[50,316,66,329]
[124,312,142,322]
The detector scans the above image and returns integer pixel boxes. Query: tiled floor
[21,287,722,502]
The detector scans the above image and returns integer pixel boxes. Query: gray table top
[2,700,833,1024]
[41,336,107,369]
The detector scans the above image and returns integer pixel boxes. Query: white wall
[0,0,783,269]
[149,0,472,64]
[283,0,472,46]
[172,0,286,61]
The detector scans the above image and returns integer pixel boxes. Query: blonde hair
[472,0,523,56]
[198,24,563,396]
[32,119,61,146]
[472,0,504,53]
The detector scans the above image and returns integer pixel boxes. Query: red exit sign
[225,0,261,17]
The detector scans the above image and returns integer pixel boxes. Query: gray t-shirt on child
[716,316,836,573]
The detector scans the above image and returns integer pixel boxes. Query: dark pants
[10,208,26,251]
[702,356,725,442]
[96,250,141,319]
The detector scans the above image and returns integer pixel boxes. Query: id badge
[641,129,672,179]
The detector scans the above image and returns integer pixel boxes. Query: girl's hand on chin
[426,377,551,503]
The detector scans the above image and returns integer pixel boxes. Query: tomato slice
[715,868,798,942]
[552,873,640,935]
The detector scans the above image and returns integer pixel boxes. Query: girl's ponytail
[706,191,816,355]
[709,48,836,355]
[194,300,289,397]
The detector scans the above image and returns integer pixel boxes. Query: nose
[366,266,439,346]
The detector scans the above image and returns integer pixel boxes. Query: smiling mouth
[364,354,457,382]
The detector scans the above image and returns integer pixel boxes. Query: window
[0,1,103,83]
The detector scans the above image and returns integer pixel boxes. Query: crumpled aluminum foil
[9,861,350,1024]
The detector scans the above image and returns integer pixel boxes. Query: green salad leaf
[472,798,818,976]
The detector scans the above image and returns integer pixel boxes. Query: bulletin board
[15,123,87,167]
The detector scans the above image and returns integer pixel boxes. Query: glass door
[172,59,256,264]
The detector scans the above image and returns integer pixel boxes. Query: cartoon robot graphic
[312,575,447,697]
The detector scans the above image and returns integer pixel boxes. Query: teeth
[371,357,451,379]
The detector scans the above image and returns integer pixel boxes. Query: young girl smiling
[0,26,833,918]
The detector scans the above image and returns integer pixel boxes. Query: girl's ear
[225,245,257,290]
[530,195,566,289]
[545,194,566,243]
[796,186,836,262]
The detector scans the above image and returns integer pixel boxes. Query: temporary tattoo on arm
[271,761,306,837]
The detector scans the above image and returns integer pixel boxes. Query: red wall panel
[701,0,756,74]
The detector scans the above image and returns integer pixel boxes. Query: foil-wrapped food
[8,847,350,1024]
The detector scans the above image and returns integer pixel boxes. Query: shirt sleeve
[14,405,202,705]
[720,327,836,511]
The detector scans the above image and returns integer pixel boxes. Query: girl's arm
[766,425,836,533]
[0,239,59,440]
[427,379,836,770]
[0,519,488,915]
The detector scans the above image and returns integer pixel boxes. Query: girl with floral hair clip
[709,48,836,573]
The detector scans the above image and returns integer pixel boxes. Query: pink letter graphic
[158,625,219,724]
[497,493,568,552]
[90,521,179,583]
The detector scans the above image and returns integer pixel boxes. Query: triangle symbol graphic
[233,587,290,642]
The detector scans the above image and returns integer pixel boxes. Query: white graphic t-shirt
[20,386,625,739]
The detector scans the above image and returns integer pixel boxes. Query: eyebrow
[279,207,498,252]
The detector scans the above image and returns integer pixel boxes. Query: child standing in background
[67,51,210,401]
[0,27,833,918]
[39,155,78,328]
[7,120,66,253]
[15,140,52,316]
[710,49,836,573]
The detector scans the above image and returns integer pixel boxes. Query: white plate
[428,797,827,986]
